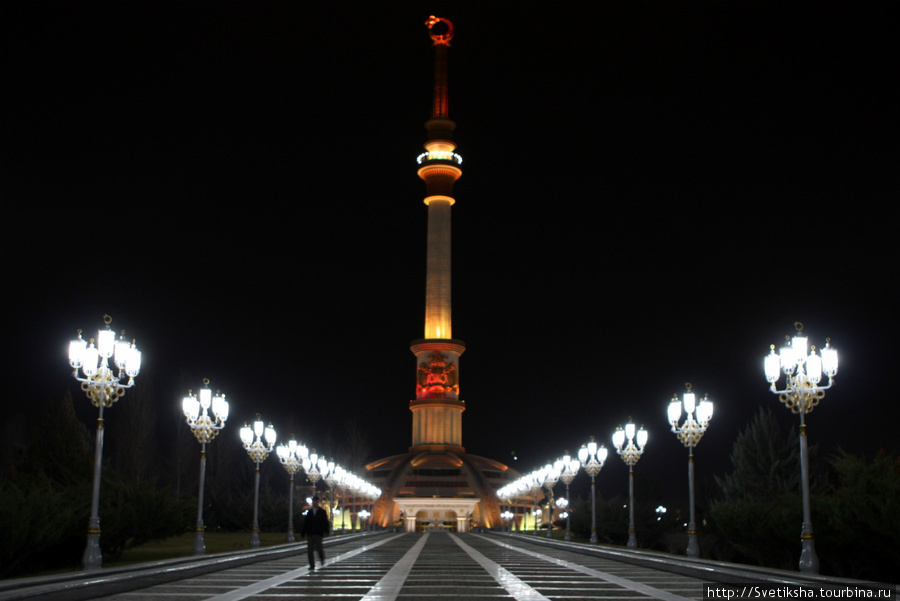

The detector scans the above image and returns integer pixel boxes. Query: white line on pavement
[475,534,696,601]
[358,532,430,601]
[206,533,405,601]
[449,533,552,601]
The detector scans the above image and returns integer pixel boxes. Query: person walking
[300,496,330,570]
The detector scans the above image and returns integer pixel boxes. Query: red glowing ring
[425,15,454,45]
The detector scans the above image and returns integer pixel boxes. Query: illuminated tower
[410,15,465,453]
[366,16,513,533]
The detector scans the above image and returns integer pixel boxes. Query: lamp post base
[193,529,206,555]
[82,529,102,571]
[686,531,699,558]
[799,535,819,574]
[627,529,637,550]
[250,528,260,549]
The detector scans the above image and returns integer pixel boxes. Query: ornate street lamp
[182,379,229,555]
[366,485,381,530]
[542,461,563,538]
[333,465,348,533]
[765,322,838,574]
[578,437,608,544]
[529,471,543,535]
[68,314,141,570]
[668,383,713,558]
[276,438,306,542]
[612,421,648,549]
[345,473,359,532]
[240,417,276,548]
[513,479,529,532]
[323,459,338,527]
[558,453,581,541]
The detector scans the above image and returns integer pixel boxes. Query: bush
[0,474,88,577]
[98,473,195,561]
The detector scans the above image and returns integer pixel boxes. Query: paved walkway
[95,531,707,601]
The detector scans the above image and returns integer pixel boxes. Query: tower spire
[426,15,452,119]
[410,16,465,452]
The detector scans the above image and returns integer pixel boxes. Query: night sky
[3,2,896,507]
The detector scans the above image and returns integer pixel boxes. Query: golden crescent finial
[425,15,454,46]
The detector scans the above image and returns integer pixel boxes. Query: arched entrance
[394,498,479,533]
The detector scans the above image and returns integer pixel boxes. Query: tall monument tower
[410,15,466,453]
[366,16,514,532]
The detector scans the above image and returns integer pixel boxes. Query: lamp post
[276,438,305,542]
[68,314,141,570]
[542,461,562,538]
[578,437,608,544]
[506,492,516,532]
[529,471,542,535]
[333,465,348,533]
[612,421,648,549]
[514,479,528,531]
[765,322,838,574]
[240,417,276,548]
[559,453,580,541]
[323,459,338,530]
[668,383,713,558]
[182,379,229,555]
[346,474,359,532]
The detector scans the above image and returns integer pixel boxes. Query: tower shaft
[424,198,452,340]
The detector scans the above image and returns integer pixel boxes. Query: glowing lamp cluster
[765,322,838,414]
[612,422,648,467]
[240,418,277,463]
[578,440,609,477]
[668,384,713,447]
[69,315,142,407]
[183,381,229,444]
[276,439,305,475]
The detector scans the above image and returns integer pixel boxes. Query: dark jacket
[301,505,330,537]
